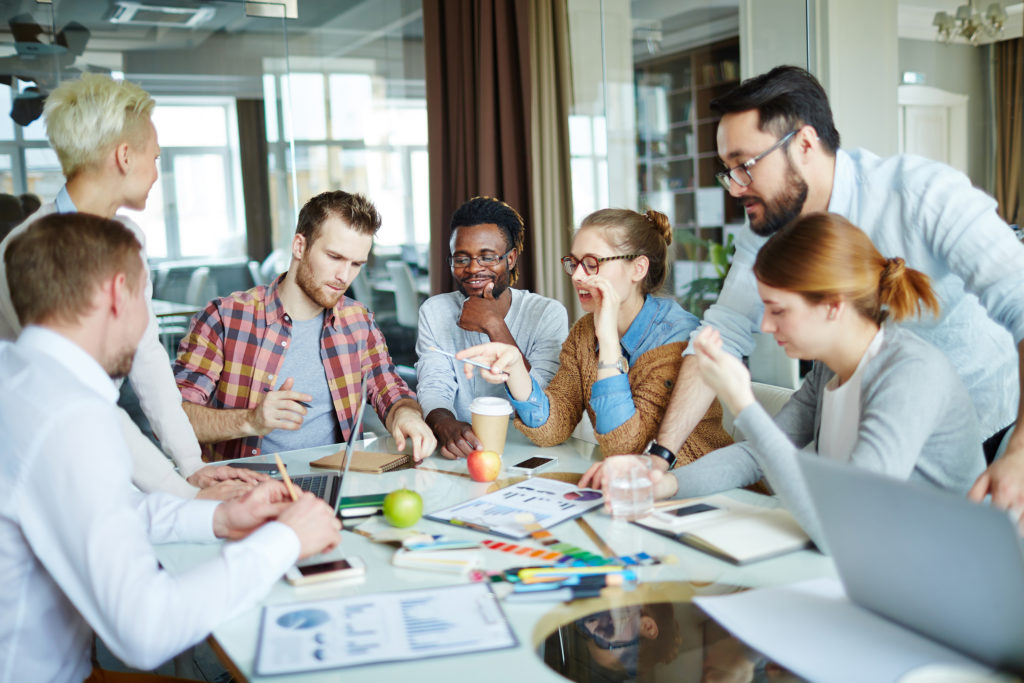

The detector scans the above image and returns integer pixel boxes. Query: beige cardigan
[514,314,733,464]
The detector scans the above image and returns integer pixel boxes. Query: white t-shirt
[818,327,886,461]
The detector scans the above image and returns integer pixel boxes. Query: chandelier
[933,2,1008,44]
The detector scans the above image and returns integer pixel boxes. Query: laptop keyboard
[290,473,331,500]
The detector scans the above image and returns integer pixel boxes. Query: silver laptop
[800,454,1024,674]
[288,379,368,516]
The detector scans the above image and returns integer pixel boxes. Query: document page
[427,478,604,538]
[255,583,517,675]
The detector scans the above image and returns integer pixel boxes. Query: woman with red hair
[650,212,986,546]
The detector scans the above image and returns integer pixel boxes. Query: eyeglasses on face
[448,249,513,269]
[561,253,639,276]
[715,130,797,191]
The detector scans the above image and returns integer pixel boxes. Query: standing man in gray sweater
[416,197,568,459]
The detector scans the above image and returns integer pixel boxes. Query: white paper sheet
[694,578,990,683]
[427,478,603,538]
[254,583,516,675]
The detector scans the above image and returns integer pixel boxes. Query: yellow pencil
[274,454,299,502]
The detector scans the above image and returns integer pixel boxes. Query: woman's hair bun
[644,209,672,245]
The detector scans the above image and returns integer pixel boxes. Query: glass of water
[604,455,654,521]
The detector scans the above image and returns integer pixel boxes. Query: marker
[512,573,630,593]
[263,385,312,408]
[518,565,626,580]
[428,346,509,377]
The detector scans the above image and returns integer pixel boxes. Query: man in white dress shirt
[0,213,342,683]
[0,73,252,498]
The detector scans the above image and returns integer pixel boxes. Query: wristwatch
[644,439,677,468]
[597,356,628,374]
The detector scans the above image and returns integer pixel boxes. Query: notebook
[800,454,1024,674]
[308,449,412,473]
[633,495,811,564]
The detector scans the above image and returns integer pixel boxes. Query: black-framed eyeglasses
[574,616,640,651]
[561,254,639,276]
[448,249,514,269]
[715,130,797,191]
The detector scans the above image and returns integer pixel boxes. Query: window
[123,98,244,260]
[263,70,429,249]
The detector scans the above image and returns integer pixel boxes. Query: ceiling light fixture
[933,1,1008,44]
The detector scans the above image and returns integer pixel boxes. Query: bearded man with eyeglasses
[415,196,568,459]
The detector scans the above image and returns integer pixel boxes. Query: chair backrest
[185,266,213,307]
[385,260,419,328]
[248,260,263,288]
[349,270,374,309]
[721,381,795,441]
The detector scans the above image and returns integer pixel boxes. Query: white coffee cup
[469,396,513,454]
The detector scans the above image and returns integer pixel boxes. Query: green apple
[383,488,423,528]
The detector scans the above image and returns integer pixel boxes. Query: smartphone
[669,503,719,517]
[509,455,557,474]
[228,462,279,474]
[284,557,366,586]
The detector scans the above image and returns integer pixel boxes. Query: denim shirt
[511,295,699,433]
[691,148,1024,436]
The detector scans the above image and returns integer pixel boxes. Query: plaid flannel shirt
[173,274,417,460]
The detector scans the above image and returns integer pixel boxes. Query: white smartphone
[509,455,557,474]
[284,557,366,586]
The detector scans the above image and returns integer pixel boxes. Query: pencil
[274,454,299,502]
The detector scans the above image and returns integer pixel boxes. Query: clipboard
[310,449,413,474]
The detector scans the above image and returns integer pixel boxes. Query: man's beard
[296,257,346,309]
[457,272,510,299]
[747,164,809,237]
[108,349,135,380]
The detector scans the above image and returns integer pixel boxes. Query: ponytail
[878,257,939,323]
[754,212,940,324]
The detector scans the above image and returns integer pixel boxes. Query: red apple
[467,449,502,482]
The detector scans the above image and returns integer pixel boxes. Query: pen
[519,569,637,585]
[505,585,603,602]
[449,518,496,534]
[274,454,299,502]
[428,346,509,377]
[263,385,312,408]
[512,573,630,593]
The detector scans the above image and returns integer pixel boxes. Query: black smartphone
[670,503,719,517]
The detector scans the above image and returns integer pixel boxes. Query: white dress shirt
[691,149,1024,437]
[0,188,205,495]
[0,327,299,683]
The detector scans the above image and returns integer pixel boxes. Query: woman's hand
[578,274,622,349]
[693,326,755,417]
[456,342,532,401]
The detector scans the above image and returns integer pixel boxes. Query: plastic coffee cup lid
[469,396,513,416]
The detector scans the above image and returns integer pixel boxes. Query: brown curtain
[994,37,1022,226]
[423,0,534,295]
[528,0,579,320]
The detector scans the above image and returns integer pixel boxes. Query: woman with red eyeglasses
[458,208,732,464]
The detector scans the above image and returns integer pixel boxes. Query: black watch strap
[644,439,677,468]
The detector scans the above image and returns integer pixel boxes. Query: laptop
[288,380,368,516]
[800,454,1024,674]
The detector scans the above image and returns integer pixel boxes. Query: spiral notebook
[309,449,412,474]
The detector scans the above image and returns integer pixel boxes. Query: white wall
[739,0,899,156]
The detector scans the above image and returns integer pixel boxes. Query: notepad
[634,495,812,564]
[309,449,412,473]
[254,583,516,675]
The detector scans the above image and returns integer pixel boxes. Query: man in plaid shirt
[174,191,436,461]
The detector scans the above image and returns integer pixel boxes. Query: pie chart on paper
[275,608,330,630]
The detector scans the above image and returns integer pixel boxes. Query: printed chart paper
[255,583,516,675]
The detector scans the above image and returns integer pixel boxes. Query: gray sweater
[673,325,986,547]
[415,289,568,422]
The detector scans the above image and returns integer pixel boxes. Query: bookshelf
[635,37,741,310]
